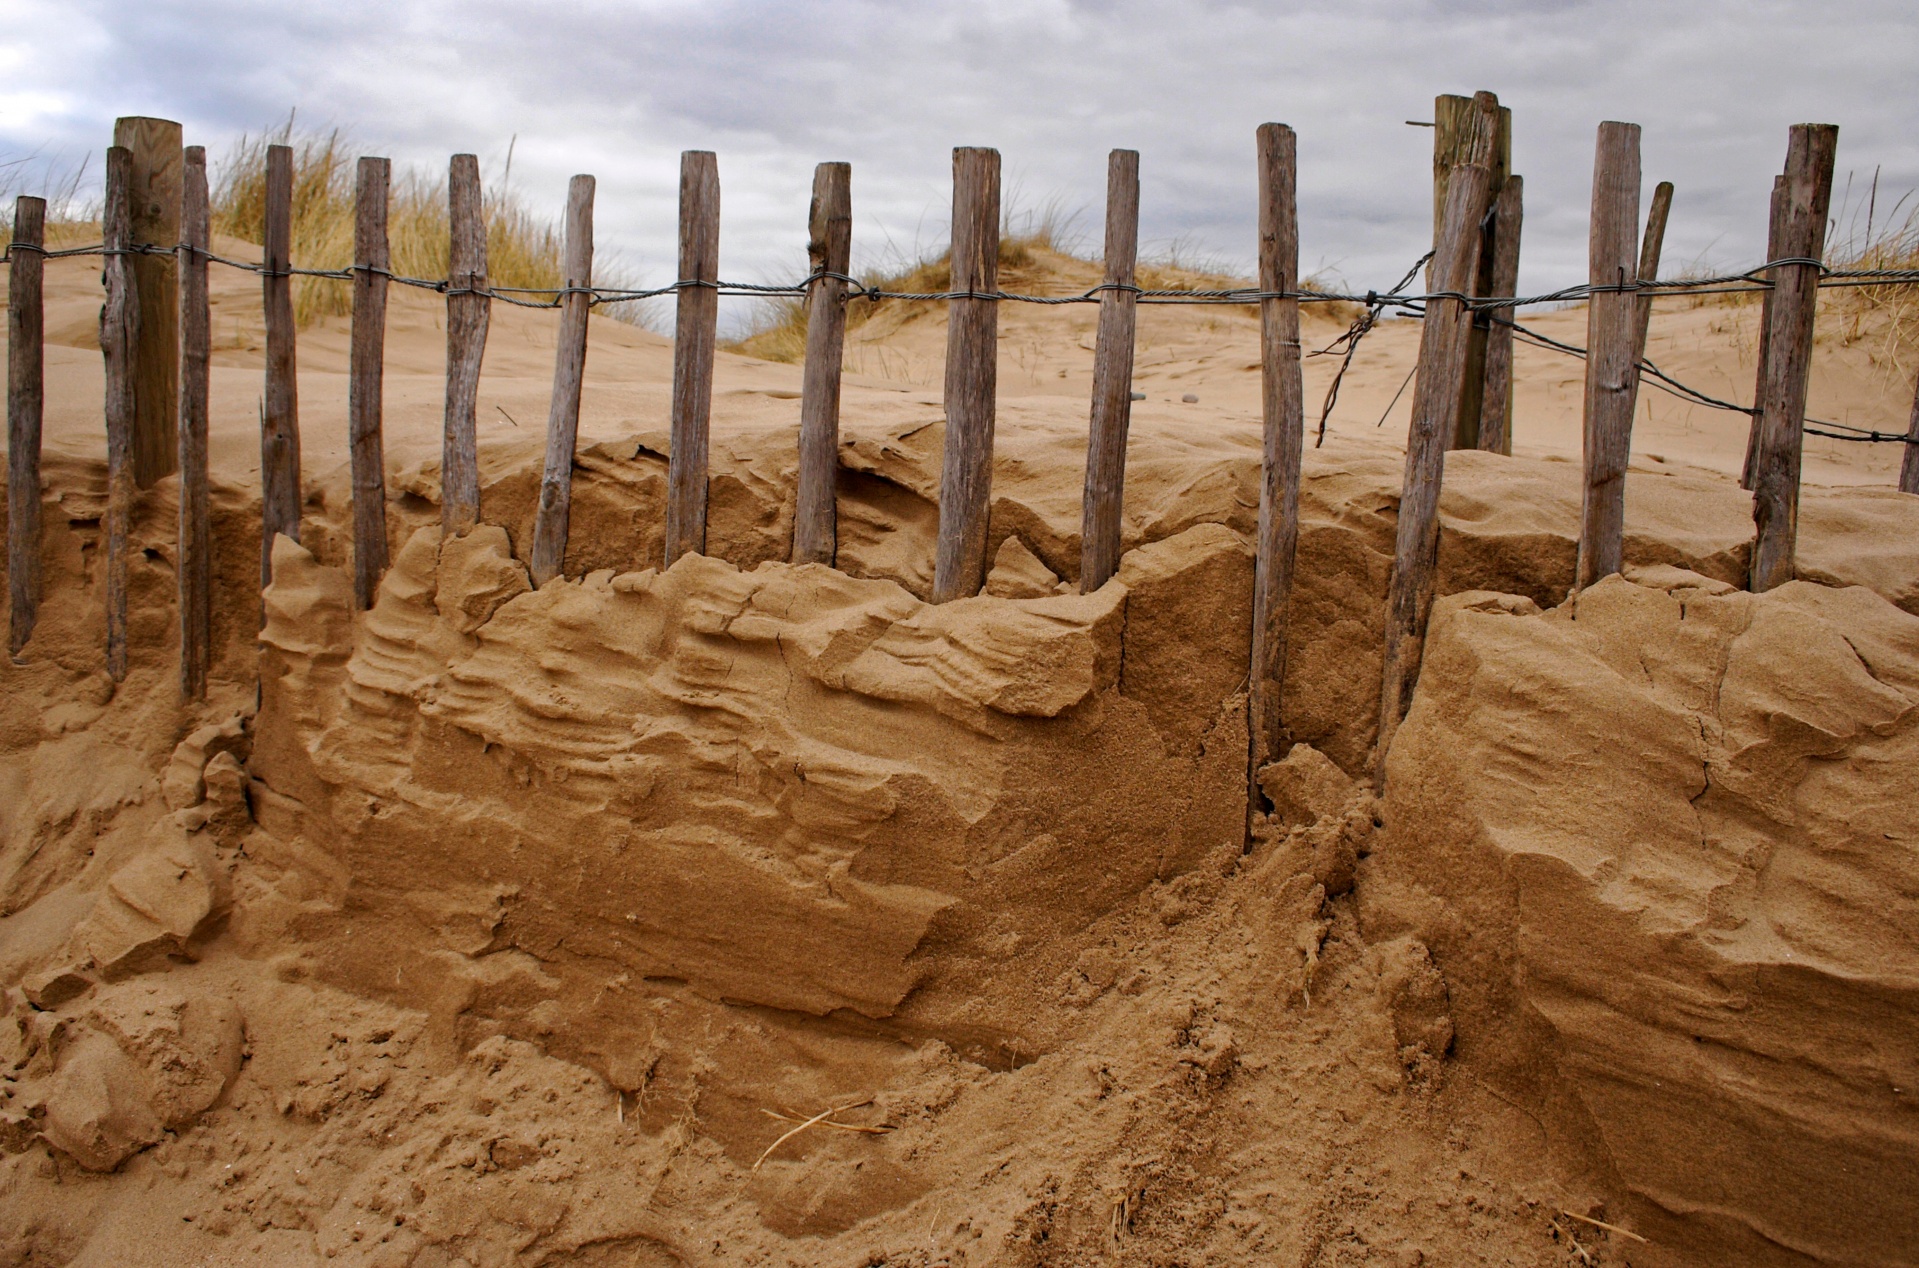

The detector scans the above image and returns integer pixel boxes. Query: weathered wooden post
[1476,174,1523,455]
[350,157,391,608]
[178,148,212,699]
[261,143,302,588]
[1742,176,1789,491]
[443,153,488,537]
[793,161,852,566]
[1750,124,1839,593]
[1375,150,1495,784]
[1078,149,1141,595]
[102,147,138,682]
[1902,373,1919,496]
[8,196,45,658]
[530,175,597,586]
[1248,124,1305,816]
[114,116,181,488]
[1574,122,1644,590]
[665,151,719,568]
[931,147,1001,604]
[1625,181,1674,421]
[1433,92,1510,451]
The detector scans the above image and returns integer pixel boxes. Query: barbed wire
[1494,314,1912,445]
[5,237,1913,445]
[6,239,1918,313]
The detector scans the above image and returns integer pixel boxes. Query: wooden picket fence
[5,94,1900,828]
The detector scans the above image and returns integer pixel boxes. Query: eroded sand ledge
[4,325,1919,1261]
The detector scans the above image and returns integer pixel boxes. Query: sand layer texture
[2,249,1918,1266]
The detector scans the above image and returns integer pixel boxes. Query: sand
[1,242,1917,1266]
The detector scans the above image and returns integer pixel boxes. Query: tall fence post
[793,161,852,567]
[8,196,45,658]
[665,151,719,568]
[178,148,211,700]
[1574,122,1644,590]
[530,174,597,586]
[102,147,137,683]
[1444,94,1510,451]
[114,116,181,488]
[931,147,1001,604]
[1078,148,1140,594]
[1376,150,1495,785]
[1476,174,1523,455]
[261,143,301,589]
[443,153,488,537]
[1248,124,1306,832]
[350,157,391,608]
[1742,176,1789,491]
[1750,124,1839,593]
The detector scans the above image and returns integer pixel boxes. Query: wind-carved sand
[2,242,1916,1265]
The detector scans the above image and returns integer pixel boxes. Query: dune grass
[212,121,580,327]
[726,204,1358,365]
[1825,178,1919,371]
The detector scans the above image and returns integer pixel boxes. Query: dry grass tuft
[1825,184,1919,373]
[212,120,577,328]
[727,204,1359,364]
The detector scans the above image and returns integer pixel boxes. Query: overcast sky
[4,0,1916,320]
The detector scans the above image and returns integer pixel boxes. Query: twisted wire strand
[1495,315,1914,445]
[6,237,1914,441]
[6,239,1915,310]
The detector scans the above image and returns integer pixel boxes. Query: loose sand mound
[3,245,1918,1265]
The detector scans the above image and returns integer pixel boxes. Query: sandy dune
[2,243,1916,1266]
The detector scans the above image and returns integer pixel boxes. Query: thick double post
[1376,103,1497,784]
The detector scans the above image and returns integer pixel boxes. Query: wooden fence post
[1625,180,1674,422]
[1902,371,1919,495]
[665,151,719,567]
[1078,148,1140,594]
[350,157,391,608]
[1742,176,1788,491]
[1249,124,1304,814]
[114,116,181,488]
[1476,174,1523,455]
[1449,95,1510,450]
[1750,124,1839,593]
[530,174,596,586]
[1375,154,1495,785]
[261,143,302,588]
[178,148,211,700]
[931,147,1001,603]
[1430,95,1507,277]
[793,161,852,566]
[8,196,45,658]
[102,147,137,683]
[1573,122,1643,590]
[443,153,488,537]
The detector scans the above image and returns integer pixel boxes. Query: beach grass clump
[211,120,573,328]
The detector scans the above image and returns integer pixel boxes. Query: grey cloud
[4,0,1916,315]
